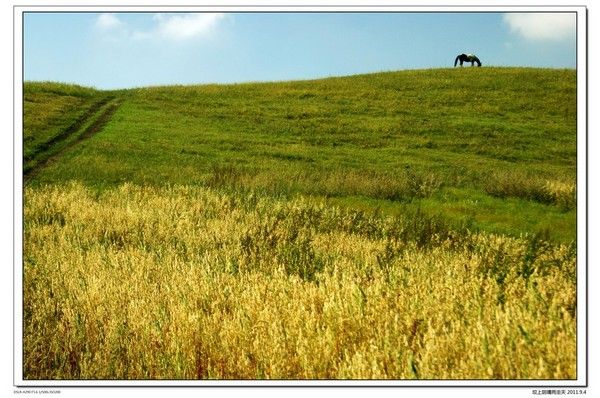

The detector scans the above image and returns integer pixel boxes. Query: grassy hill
[25,68,577,241]
[22,68,578,380]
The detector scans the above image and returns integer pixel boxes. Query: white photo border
[13,2,588,389]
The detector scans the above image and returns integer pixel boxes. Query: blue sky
[23,12,577,89]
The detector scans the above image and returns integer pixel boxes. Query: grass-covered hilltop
[25,67,576,241]
[23,67,578,380]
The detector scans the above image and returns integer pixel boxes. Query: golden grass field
[23,183,576,379]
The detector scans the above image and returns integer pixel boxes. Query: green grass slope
[24,83,100,154]
[23,82,114,175]
[24,67,577,241]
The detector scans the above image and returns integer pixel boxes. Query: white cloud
[503,13,575,41]
[94,13,227,42]
[95,13,123,30]
[152,13,227,41]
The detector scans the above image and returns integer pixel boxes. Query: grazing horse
[454,53,482,67]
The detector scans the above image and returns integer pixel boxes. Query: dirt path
[24,98,122,181]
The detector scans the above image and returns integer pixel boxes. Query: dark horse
[454,53,482,67]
